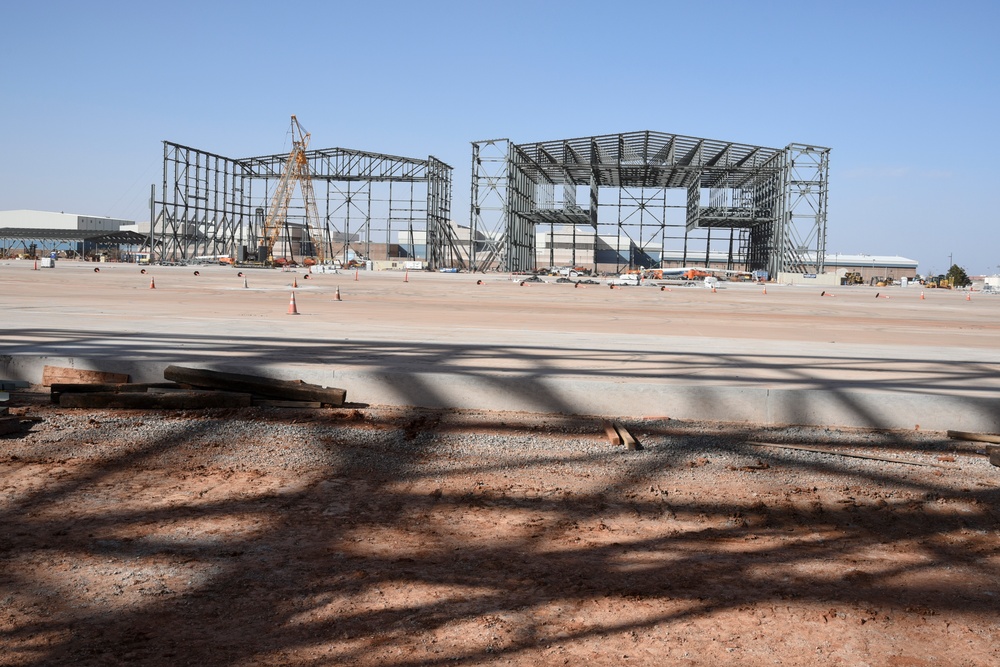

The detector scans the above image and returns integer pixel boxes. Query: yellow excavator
[258,116,325,266]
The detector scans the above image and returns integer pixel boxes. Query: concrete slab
[1,259,999,430]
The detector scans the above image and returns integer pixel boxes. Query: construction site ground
[1,260,999,665]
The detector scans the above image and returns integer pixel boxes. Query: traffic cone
[966,292,971,301]
[920,291,925,300]
[33,260,38,270]
[287,291,299,315]
[712,286,717,293]
[334,286,342,301]
[354,269,359,281]
[762,285,767,295]
[293,277,298,288]
[149,277,156,289]
[404,269,409,283]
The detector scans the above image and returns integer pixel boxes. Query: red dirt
[2,398,998,666]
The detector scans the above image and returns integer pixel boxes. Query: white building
[0,210,133,231]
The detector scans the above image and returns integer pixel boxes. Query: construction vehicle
[925,275,952,289]
[841,271,863,285]
[255,116,326,267]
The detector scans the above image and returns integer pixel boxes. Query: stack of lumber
[44,365,346,410]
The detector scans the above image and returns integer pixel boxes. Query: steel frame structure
[155,141,454,268]
[469,131,829,276]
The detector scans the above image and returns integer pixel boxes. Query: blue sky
[2,0,997,274]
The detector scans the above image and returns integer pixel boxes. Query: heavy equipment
[257,116,326,266]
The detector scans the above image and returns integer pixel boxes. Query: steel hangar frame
[154,140,456,268]
[469,131,829,276]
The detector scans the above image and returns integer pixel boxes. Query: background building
[0,210,145,260]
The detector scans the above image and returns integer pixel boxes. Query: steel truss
[156,141,454,268]
[470,131,829,276]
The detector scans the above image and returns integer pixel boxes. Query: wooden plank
[50,382,179,393]
[601,420,622,446]
[0,416,27,436]
[59,390,252,410]
[252,399,324,408]
[746,441,948,468]
[49,382,181,404]
[988,445,1000,468]
[947,430,1000,445]
[163,365,346,406]
[42,366,129,387]
[614,422,643,451]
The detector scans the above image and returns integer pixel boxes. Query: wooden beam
[163,365,346,406]
[746,441,948,468]
[50,383,181,403]
[947,430,1000,444]
[614,422,643,451]
[252,399,323,408]
[0,416,27,436]
[59,390,252,410]
[988,445,1000,468]
[601,420,622,446]
[42,366,129,387]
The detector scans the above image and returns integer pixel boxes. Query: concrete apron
[4,354,999,433]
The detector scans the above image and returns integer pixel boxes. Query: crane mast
[258,115,325,265]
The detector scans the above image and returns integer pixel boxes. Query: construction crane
[258,115,326,265]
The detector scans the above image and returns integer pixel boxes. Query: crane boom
[259,115,325,264]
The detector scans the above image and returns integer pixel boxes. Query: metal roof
[513,130,788,188]
[0,228,149,244]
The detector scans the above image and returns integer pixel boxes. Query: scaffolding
[469,131,829,276]
[155,138,455,268]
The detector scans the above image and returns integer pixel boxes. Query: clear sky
[2,0,997,275]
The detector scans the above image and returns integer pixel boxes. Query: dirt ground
[1,395,998,666]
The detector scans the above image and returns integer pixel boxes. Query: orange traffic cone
[711,286,717,293]
[404,269,409,283]
[293,277,298,288]
[762,285,767,295]
[920,291,925,300]
[966,292,971,301]
[33,260,38,270]
[287,291,299,315]
[334,286,342,301]
[149,277,156,289]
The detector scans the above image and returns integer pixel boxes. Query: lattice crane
[259,115,325,264]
